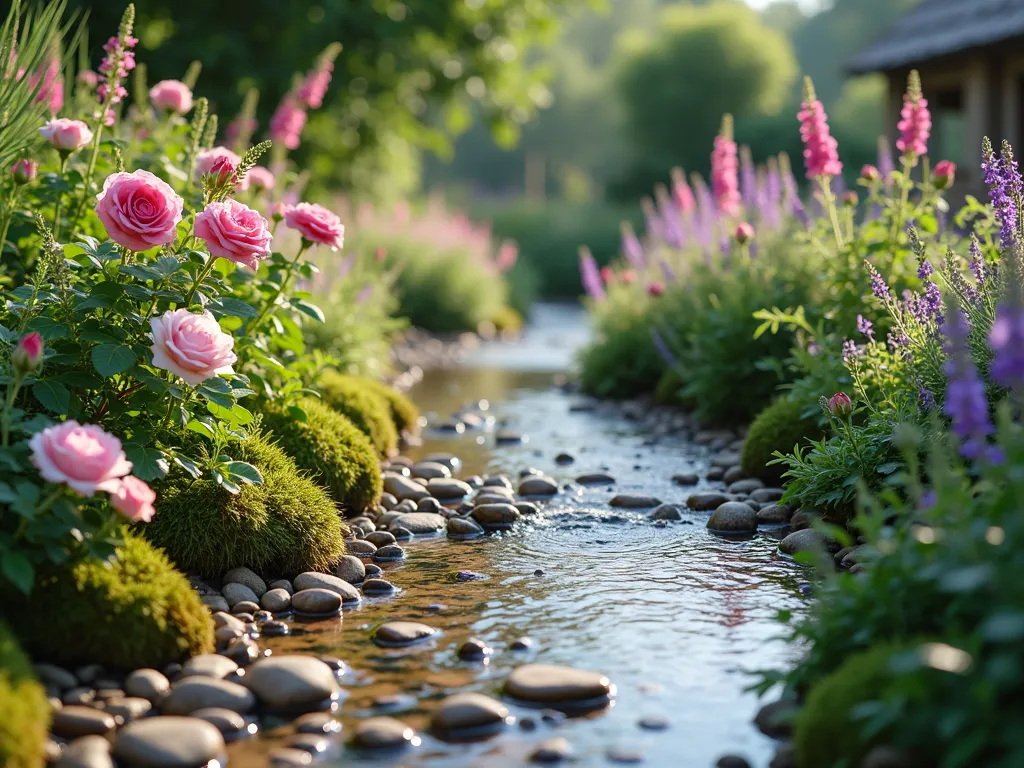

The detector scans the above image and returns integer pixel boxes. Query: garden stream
[232,304,807,767]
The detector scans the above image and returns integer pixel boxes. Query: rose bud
[827,392,854,418]
[600,266,615,285]
[860,164,881,183]
[12,159,37,185]
[933,160,956,190]
[647,281,665,297]
[735,222,755,244]
[843,191,859,207]
[12,332,44,375]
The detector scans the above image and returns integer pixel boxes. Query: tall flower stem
[889,156,913,245]
[250,243,308,331]
[818,176,845,250]
[52,154,70,241]
[183,257,218,307]
[0,186,22,255]
[69,120,108,237]
[1,372,26,447]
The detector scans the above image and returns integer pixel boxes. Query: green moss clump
[793,643,908,768]
[654,368,685,406]
[318,370,400,456]
[259,397,382,516]
[0,622,49,768]
[146,430,346,577]
[741,397,822,484]
[359,378,421,436]
[3,535,214,671]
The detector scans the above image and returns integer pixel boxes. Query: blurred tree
[69,0,588,199]
[608,1,798,200]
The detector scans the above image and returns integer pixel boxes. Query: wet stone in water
[269,747,316,766]
[780,528,832,556]
[416,496,444,515]
[224,638,261,668]
[291,588,342,617]
[391,512,445,534]
[243,656,341,712]
[362,578,399,596]
[707,502,757,533]
[687,492,729,511]
[103,697,152,724]
[482,474,512,489]
[382,474,430,502]
[350,717,418,750]
[293,572,361,604]
[190,707,249,738]
[728,478,765,494]
[518,476,558,496]
[430,692,510,738]
[391,526,414,541]
[530,736,574,763]
[374,544,406,562]
[510,637,535,651]
[448,517,485,537]
[515,501,540,516]
[555,453,575,465]
[750,487,785,503]
[288,733,330,755]
[427,477,473,500]
[456,570,486,582]
[607,747,646,764]
[333,554,366,585]
[347,540,377,556]
[374,621,438,647]
[261,588,292,613]
[261,620,291,637]
[757,503,794,525]
[471,503,519,528]
[364,564,384,578]
[671,472,699,486]
[576,473,615,485]
[651,503,685,521]
[716,756,754,768]
[112,716,225,768]
[457,637,492,661]
[504,664,614,710]
[161,677,256,715]
[609,494,662,509]
[638,715,670,731]
[364,531,397,548]
[294,712,342,735]
[412,461,451,480]
[179,654,238,680]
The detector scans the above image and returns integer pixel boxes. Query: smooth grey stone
[671,473,700,486]
[780,529,830,556]
[426,477,473,499]
[113,716,225,767]
[411,461,451,480]
[415,496,444,515]
[347,539,377,556]
[754,699,797,738]
[422,452,460,470]
[576,473,615,485]
[504,664,612,708]
[261,588,292,613]
[728,478,765,494]
[364,564,384,578]
[34,663,77,691]
[374,544,406,562]
[224,637,260,667]
[161,677,256,715]
[363,578,398,596]
[430,692,509,735]
[179,654,238,680]
[707,502,757,533]
[790,510,818,531]
[292,588,342,615]
[750,487,785,503]
[448,517,485,537]
[62,687,95,706]
[474,492,513,506]
[293,572,361,604]
[607,747,646,764]
[482,474,512,489]
[382,474,430,501]
[51,706,117,739]
[456,638,491,661]
[379,492,398,510]
[723,466,746,484]
[651,503,685,521]
[262,620,291,636]
[123,669,170,702]
[638,716,669,731]
[55,735,113,768]
[102,697,152,723]
[391,526,414,541]
[287,733,331,754]
[212,612,245,631]
[555,453,575,465]
[374,621,438,647]
[515,501,540,516]
[716,756,753,768]
[609,494,661,509]
[242,656,341,711]
[530,736,574,763]
[74,664,105,685]
[201,595,230,613]
[364,531,397,548]
[221,582,260,608]
[270,746,319,764]
[687,492,729,511]
[392,499,417,514]
[333,555,366,585]
[758,503,794,524]
[391,512,445,534]
[191,707,248,736]
[471,503,519,528]
[232,600,260,615]
[222,567,267,598]
[518,476,558,496]
[349,516,375,534]
[510,637,535,651]
[293,712,342,735]
[350,717,417,750]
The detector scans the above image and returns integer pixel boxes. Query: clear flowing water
[233,304,806,767]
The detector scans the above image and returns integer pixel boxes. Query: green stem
[820,176,845,251]
[183,258,218,307]
[250,243,307,331]
[1,373,25,448]
[68,117,108,238]
[889,156,912,246]
[840,417,870,478]
[52,155,69,241]
[0,186,22,256]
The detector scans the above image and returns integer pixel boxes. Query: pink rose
[39,118,93,152]
[195,200,273,270]
[149,309,237,386]
[246,166,275,190]
[195,147,249,191]
[96,170,184,252]
[108,476,157,523]
[284,202,345,250]
[149,79,193,114]
[29,420,133,496]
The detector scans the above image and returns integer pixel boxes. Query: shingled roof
[850,0,1024,74]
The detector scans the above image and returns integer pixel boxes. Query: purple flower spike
[579,248,605,301]
[989,303,1024,392]
[856,314,874,340]
[944,305,1000,463]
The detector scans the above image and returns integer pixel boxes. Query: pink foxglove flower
[284,202,345,250]
[95,170,184,252]
[29,421,133,496]
[798,77,842,179]
[897,70,931,159]
[269,97,307,151]
[30,58,63,114]
[149,79,193,114]
[711,115,742,217]
[108,476,157,522]
[671,167,695,212]
[149,309,237,387]
[195,200,273,270]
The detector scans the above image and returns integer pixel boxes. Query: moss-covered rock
[147,430,347,577]
[360,378,421,436]
[0,622,50,768]
[793,643,908,768]
[3,535,214,671]
[318,370,400,456]
[741,397,822,484]
[259,398,382,516]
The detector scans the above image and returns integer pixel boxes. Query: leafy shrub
[3,533,214,669]
[578,290,666,398]
[741,397,821,483]
[316,369,399,456]
[654,368,686,406]
[0,621,50,768]
[358,378,421,436]
[146,430,347,576]
[259,396,382,514]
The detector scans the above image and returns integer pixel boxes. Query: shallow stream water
[233,304,806,767]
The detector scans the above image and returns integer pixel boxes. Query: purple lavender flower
[981,138,1023,251]
[740,146,757,210]
[944,305,1001,462]
[969,236,986,285]
[651,328,679,368]
[356,283,374,304]
[919,490,936,509]
[887,330,909,350]
[783,169,811,228]
[856,314,874,341]
[867,263,891,301]
[914,282,943,327]
[878,136,895,186]
[989,303,1024,391]
[842,339,862,361]
[918,387,936,410]
[579,248,605,301]
[621,223,646,268]
[917,260,934,280]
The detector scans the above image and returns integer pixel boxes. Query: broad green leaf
[1,551,34,594]
[32,380,71,414]
[223,461,263,485]
[292,299,325,323]
[92,344,137,378]
[154,255,183,276]
[208,296,259,318]
[123,444,170,481]
[26,315,70,340]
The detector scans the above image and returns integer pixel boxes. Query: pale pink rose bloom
[96,170,184,252]
[39,118,93,151]
[108,475,157,522]
[195,199,273,270]
[149,79,193,114]
[284,202,345,250]
[29,420,133,496]
[194,147,249,191]
[149,309,237,386]
[246,165,275,190]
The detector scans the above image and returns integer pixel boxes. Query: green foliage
[741,398,821,483]
[2,533,214,669]
[611,1,797,198]
[578,290,666,398]
[146,430,347,576]
[260,396,381,515]
[792,642,907,768]
[315,370,398,456]
[358,378,421,437]
[654,368,686,407]
[0,621,49,768]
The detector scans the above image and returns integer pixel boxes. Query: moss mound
[0,622,50,768]
[793,643,910,768]
[3,535,214,671]
[147,430,346,577]
[259,397,382,516]
[654,368,685,406]
[317,370,400,456]
[741,397,822,484]
[360,378,421,436]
